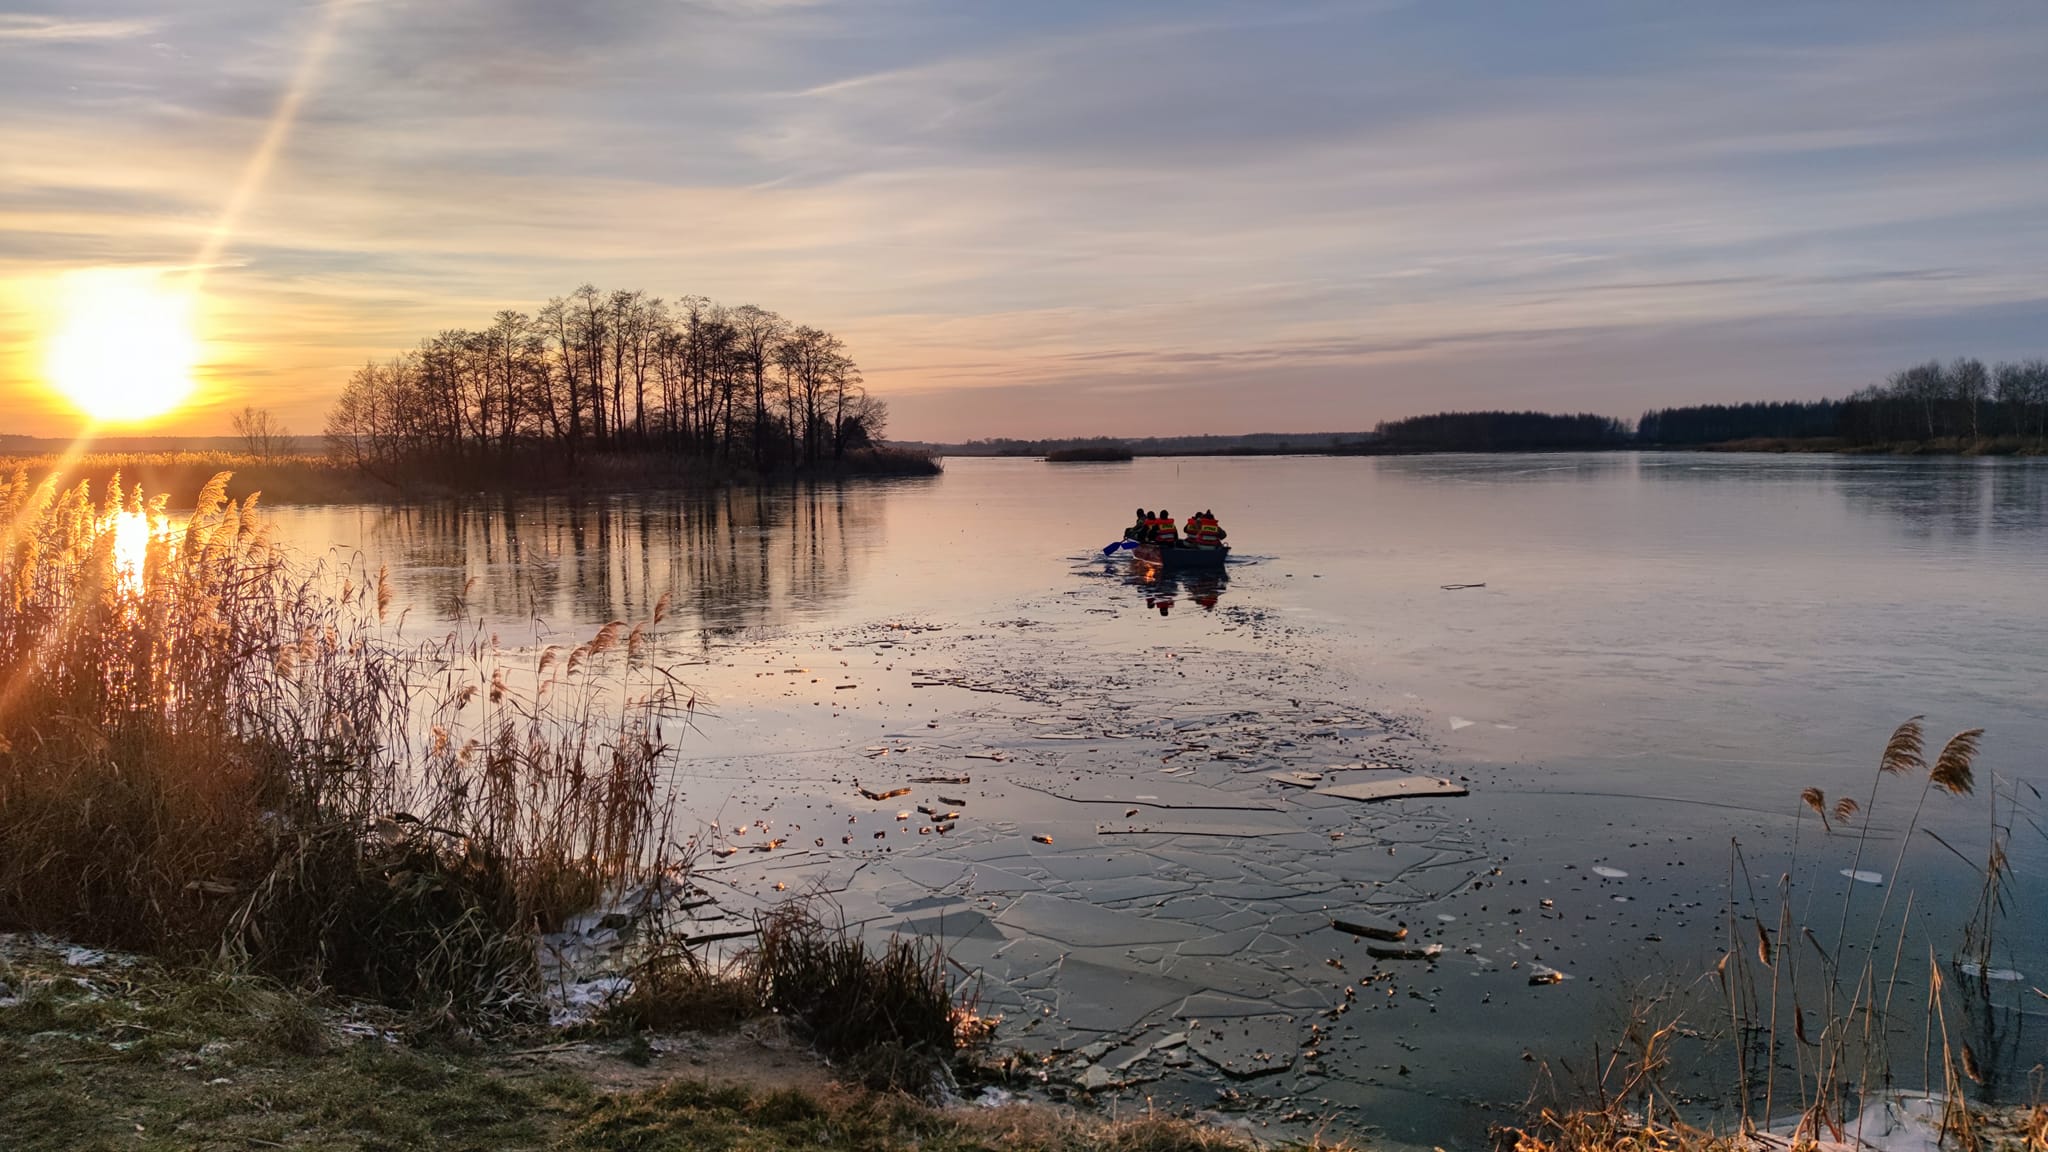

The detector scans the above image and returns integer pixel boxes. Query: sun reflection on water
[110,509,158,596]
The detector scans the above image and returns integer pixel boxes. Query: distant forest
[1640,357,2048,448]
[325,285,930,483]
[1353,357,2048,454]
[1368,411,1631,452]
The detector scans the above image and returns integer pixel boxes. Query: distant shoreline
[6,436,2039,510]
[994,437,2048,459]
[0,447,942,507]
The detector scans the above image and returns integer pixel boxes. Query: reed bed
[0,451,392,506]
[0,467,971,1078]
[1507,716,2046,1152]
[0,469,681,1024]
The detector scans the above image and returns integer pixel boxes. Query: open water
[267,453,2048,1148]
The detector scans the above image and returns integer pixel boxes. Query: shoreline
[0,933,1321,1152]
[956,438,2048,461]
[8,440,2038,513]
[0,447,943,507]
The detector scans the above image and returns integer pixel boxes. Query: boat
[1130,543,1230,572]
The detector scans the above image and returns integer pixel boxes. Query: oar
[1101,539,1137,555]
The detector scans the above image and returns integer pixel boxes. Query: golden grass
[0,451,392,505]
[0,469,682,1022]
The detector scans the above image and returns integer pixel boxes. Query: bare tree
[1950,356,1988,440]
[232,405,292,460]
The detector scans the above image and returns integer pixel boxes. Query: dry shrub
[607,898,976,1091]
[612,936,763,1034]
[0,470,683,1024]
[753,900,959,1087]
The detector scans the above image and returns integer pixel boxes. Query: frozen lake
[267,453,2048,1147]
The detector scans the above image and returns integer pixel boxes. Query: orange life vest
[1156,517,1180,544]
[1189,517,1220,546]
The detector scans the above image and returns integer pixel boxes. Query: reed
[0,470,683,1024]
[1515,714,2043,1152]
[0,451,390,505]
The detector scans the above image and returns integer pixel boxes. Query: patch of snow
[1958,962,2024,982]
[1764,1091,1948,1152]
[550,975,633,1027]
[1449,717,1475,731]
[1840,869,1883,885]
[1591,866,1628,879]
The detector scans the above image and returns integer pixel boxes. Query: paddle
[1100,539,1138,555]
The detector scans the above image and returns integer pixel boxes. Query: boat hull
[1131,543,1230,571]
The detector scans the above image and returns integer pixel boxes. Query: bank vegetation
[0,470,969,1089]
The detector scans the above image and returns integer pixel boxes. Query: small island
[1044,442,1134,462]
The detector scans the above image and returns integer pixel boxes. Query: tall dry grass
[0,451,393,506]
[1510,716,2044,1152]
[0,469,686,1023]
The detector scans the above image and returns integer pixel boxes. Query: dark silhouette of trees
[1371,411,1631,451]
[1839,358,2047,446]
[1994,359,2048,439]
[1639,359,2048,448]
[1636,401,1841,445]
[325,286,898,480]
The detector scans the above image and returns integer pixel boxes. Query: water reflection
[319,486,886,642]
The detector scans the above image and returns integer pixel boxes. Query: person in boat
[1125,508,1150,542]
[1186,511,1225,549]
[1155,510,1181,547]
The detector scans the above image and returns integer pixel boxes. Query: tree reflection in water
[339,486,884,644]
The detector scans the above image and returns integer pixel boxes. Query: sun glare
[43,268,201,423]
[110,509,156,596]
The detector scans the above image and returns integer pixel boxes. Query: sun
[43,268,201,423]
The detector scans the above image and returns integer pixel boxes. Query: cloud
[3,0,2048,439]
[0,15,152,42]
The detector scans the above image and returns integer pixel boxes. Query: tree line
[1367,411,1633,452]
[1640,358,2048,447]
[325,286,896,478]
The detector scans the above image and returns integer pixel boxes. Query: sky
[3,0,2047,441]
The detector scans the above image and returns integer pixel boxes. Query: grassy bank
[0,447,941,507]
[0,935,1303,1152]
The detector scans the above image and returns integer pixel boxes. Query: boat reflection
[1127,564,1228,616]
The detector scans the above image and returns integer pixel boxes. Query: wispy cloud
[0,15,152,42]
